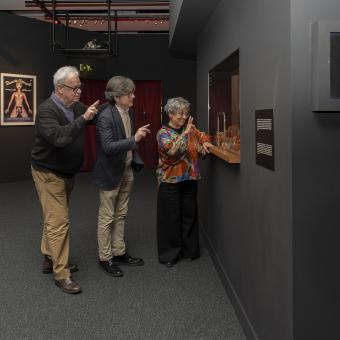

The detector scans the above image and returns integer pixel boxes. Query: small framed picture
[1,73,37,126]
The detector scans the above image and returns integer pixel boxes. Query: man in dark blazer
[31,65,99,294]
[93,76,150,277]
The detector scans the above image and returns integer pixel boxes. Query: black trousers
[157,180,200,263]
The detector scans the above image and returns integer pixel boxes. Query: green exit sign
[80,64,93,72]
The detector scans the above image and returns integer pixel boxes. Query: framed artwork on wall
[0,73,36,126]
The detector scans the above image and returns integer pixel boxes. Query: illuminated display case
[208,50,240,163]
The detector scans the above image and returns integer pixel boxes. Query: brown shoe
[55,277,82,294]
[42,256,78,274]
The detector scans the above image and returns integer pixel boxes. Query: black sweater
[31,97,88,177]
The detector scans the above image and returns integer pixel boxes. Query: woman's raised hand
[183,116,194,135]
[201,141,213,155]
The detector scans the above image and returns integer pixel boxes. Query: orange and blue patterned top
[156,124,210,184]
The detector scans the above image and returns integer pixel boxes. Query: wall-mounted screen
[312,21,340,112]
[330,32,340,99]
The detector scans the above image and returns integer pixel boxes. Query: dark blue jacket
[93,104,143,190]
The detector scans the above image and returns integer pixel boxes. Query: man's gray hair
[53,66,79,90]
[105,76,135,102]
[164,97,190,115]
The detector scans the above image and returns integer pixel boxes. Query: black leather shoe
[182,255,200,262]
[42,256,78,274]
[99,258,124,277]
[113,253,144,266]
[55,277,82,294]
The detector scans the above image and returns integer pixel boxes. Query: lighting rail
[48,0,116,55]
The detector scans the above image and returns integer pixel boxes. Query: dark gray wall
[195,1,292,340]
[0,12,67,182]
[169,0,183,44]
[169,0,220,58]
[291,0,340,339]
[0,12,196,182]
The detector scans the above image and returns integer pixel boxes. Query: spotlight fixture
[83,38,101,50]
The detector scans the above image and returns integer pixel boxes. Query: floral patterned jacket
[156,124,210,184]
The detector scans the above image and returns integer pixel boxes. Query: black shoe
[182,255,200,262]
[165,261,174,268]
[42,255,78,274]
[99,258,124,277]
[113,253,144,266]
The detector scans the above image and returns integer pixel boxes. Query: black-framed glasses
[61,83,84,93]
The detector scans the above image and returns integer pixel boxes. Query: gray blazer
[93,104,144,190]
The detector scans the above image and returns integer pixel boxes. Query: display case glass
[208,50,240,163]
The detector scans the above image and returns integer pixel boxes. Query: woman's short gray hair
[53,66,79,90]
[164,97,190,115]
[105,76,135,102]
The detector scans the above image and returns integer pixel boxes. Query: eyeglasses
[61,83,84,93]
[175,111,189,117]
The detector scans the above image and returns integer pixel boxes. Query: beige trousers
[32,167,74,280]
[97,167,134,261]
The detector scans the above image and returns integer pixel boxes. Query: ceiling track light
[51,1,116,57]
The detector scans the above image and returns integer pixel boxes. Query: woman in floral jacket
[156,97,212,267]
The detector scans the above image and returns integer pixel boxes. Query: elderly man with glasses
[31,65,99,294]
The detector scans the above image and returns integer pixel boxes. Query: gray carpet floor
[0,170,246,340]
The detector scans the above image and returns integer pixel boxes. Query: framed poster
[1,73,36,126]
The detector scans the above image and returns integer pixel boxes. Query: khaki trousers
[32,167,74,280]
[97,167,134,261]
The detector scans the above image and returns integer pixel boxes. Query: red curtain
[80,79,106,172]
[80,79,162,171]
[133,80,162,169]
[82,79,107,104]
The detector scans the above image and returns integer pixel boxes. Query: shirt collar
[51,92,71,109]
[116,104,129,114]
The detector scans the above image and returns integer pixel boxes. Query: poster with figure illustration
[0,73,36,126]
